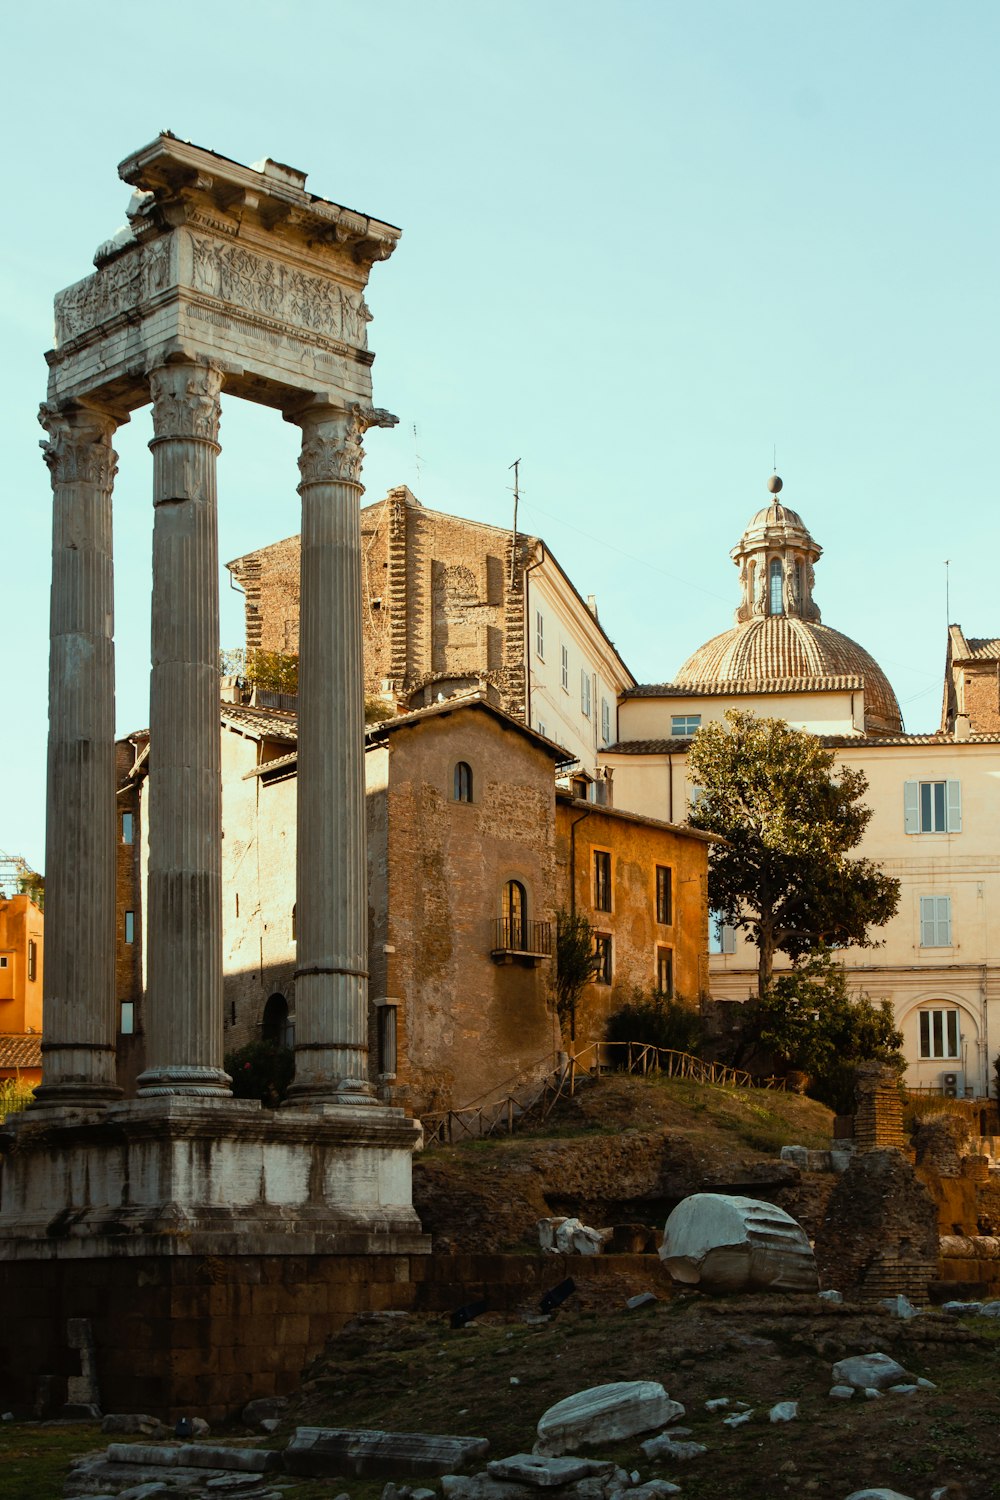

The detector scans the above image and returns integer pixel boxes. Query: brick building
[226,486,635,779]
[115,695,711,1114]
[942,624,1000,734]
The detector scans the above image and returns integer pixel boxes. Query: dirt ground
[290,1294,1000,1500]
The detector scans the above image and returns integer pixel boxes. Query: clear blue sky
[2,0,997,871]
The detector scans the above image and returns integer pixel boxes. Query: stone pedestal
[0,1100,426,1254]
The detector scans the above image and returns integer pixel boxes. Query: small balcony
[490,917,553,966]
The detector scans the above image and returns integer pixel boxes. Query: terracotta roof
[604,732,1000,755]
[625,675,864,699]
[244,692,576,777]
[0,1035,42,1070]
[555,789,718,842]
[673,617,902,733]
[961,638,1000,661]
[221,704,298,742]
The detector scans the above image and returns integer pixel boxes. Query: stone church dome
[675,481,903,735]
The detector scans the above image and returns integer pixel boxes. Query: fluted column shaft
[36,405,122,1103]
[286,403,377,1104]
[137,362,230,1097]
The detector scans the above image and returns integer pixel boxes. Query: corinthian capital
[39,404,119,488]
[295,403,398,489]
[149,362,224,444]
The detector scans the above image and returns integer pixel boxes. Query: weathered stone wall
[814,1148,939,1300]
[962,660,1000,733]
[853,1063,905,1150]
[0,1251,673,1422]
[227,491,524,711]
[380,709,559,1113]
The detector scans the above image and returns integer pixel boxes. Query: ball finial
[767,473,783,494]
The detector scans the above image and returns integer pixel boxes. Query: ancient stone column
[286,402,392,1105]
[35,405,122,1104]
[137,362,230,1097]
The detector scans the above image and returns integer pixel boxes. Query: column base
[30,1081,123,1107]
[284,1075,379,1107]
[136,1064,232,1098]
[0,1095,428,1257]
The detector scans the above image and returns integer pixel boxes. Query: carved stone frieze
[191,236,371,347]
[54,238,172,345]
[296,404,397,488]
[38,405,118,488]
[149,363,224,444]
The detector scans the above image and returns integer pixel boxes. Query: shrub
[224,1041,295,1107]
[606,986,703,1058]
[0,1077,35,1121]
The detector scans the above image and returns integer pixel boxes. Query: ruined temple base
[0,1251,676,1421]
[0,1096,428,1254]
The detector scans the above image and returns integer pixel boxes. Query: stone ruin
[0,133,429,1419]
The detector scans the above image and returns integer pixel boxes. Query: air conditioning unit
[942,1072,963,1098]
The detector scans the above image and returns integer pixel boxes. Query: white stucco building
[602,477,1000,1098]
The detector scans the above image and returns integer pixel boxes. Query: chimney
[586,594,598,619]
[954,713,971,742]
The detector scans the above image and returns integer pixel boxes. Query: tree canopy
[688,710,900,995]
[746,946,904,1113]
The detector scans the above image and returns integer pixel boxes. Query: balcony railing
[491,917,552,962]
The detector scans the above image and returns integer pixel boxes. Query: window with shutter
[919,895,952,947]
[905,780,961,834]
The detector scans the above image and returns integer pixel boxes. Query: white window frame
[904,779,961,835]
[919,894,952,947]
[919,1007,960,1060]
[671,714,702,736]
[560,644,569,692]
[535,609,545,659]
[581,668,592,718]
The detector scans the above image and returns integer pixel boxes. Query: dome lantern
[730,477,822,626]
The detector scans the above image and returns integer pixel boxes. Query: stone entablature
[49,135,397,416]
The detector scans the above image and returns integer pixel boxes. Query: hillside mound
[413,1074,835,1252]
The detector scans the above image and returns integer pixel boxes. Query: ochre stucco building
[0,895,44,1088]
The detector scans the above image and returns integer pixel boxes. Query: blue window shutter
[904,780,919,834]
[946,780,962,833]
[920,896,933,946]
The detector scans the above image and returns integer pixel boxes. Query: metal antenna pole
[509,458,521,585]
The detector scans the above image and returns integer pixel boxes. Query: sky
[2,0,997,872]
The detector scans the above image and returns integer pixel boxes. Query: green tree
[554,910,602,1041]
[745,946,903,1113]
[688,710,900,996]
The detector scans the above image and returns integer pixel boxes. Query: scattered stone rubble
[538,1219,613,1256]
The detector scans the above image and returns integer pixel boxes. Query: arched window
[503,879,527,949]
[769,558,784,616]
[454,761,473,802]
